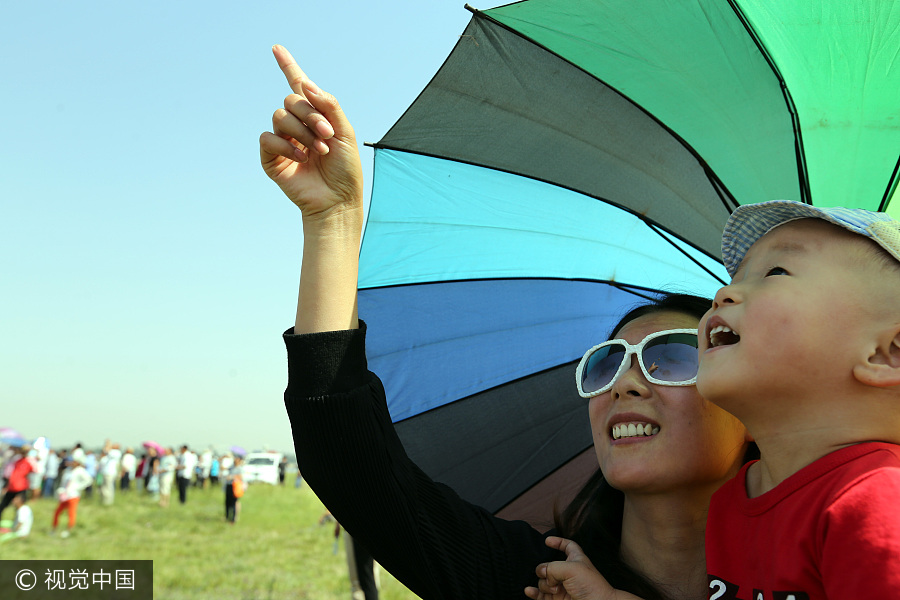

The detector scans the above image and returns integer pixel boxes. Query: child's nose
[712,284,739,309]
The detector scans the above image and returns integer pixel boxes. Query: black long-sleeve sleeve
[283,322,557,600]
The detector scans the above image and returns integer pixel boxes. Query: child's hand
[524,536,645,600]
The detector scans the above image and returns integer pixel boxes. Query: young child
[0,493,33,543]
[528,200,900,599]
[701,200,900,598]
[526,536,641,600]
[51,458,93,538]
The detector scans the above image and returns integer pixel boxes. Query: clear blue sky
[2,0,476,454]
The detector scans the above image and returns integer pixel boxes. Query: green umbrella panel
[484,0,900,217]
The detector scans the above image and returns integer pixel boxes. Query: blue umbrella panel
[359,151,726,527]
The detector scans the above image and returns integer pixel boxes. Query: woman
[158,448,177,508]
[528,297,754,599]
[260,45,750,600]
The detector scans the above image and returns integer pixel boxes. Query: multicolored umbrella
[0,427,26,447]
[357,0,900,527]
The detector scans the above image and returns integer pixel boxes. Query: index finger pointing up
[271,44,338,143]
[272,44,315,95]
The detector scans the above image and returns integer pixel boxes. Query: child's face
[589,311,748,496]
[698,219,883,422]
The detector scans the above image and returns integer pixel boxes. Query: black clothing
[0,490,26,520]
[225,482,237,522]
[177,476,189,504]
[284,322,557,600]
[347,532,379,600]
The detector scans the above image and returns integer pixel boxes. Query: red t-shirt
[706,442,900,599]
[7,457,35,493]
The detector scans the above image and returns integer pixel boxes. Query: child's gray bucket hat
[721,199,900,278]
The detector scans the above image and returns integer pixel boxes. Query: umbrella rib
[365,137,732,218]
[725,0,811,205]
[879,155,900,212]
[644,222,727,286]
[369,144,727,265]
[463,8,741,213]
[358,276,696,301]
[392,357,587,431]
[373,8,741,220]
[492,436,594,515]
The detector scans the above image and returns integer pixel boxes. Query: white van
[241,452,283,485]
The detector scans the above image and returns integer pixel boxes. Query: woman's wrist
[301,202,363,242]
[295,203,362,334]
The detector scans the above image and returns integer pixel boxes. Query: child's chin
[696,375,733,406]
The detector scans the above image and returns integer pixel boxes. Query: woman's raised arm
[259,44,364,334]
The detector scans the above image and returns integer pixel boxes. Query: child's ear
[854,327,900,388]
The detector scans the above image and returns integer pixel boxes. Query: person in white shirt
[0,493,33,543]
[176,446,197,505]
[70,444,86,466]
[106,443,122,465]
[98,449,118,506]
[52,460,93,538]
[42,450,61,498]
[219,453,233,483]
[120,448,137,491]
[158,448,178,508]
[199,449,213,489]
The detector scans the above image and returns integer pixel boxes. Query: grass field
[0,477,421,600]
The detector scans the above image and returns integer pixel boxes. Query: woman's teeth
[612,423,660,440]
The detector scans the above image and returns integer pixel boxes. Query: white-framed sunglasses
[575,328,699,398]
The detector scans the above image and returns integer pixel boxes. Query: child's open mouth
[709,325,740,347]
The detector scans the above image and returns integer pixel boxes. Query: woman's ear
[854,328,900,388]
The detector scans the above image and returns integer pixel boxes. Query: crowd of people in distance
[0,439,297,539]
[0,437,375,596]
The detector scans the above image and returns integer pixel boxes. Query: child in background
[51,458,94,538]
[0,493,33,543]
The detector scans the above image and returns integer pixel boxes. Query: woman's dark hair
[554,292,759,599]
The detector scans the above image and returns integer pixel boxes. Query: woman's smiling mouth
[611,422,660,440]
